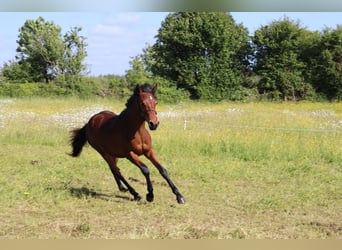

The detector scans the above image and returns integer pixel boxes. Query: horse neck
[120,104,146,131]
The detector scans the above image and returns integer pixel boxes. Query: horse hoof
[177,196,185,204]
[134,194,142,201]
[119,187,128,192]
[146,193,154,202]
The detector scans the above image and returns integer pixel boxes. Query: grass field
[0,98,341,239]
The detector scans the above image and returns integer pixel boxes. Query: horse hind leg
[105,158,127,192]
[102,154,141,201]
[113,173,128,192]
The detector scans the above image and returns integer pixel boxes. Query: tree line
[1,13,341,101]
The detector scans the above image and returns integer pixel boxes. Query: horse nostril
[148,120,159,130]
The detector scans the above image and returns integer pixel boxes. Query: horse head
[135,84,159,130]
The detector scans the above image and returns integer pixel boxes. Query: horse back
[89,111,117,129]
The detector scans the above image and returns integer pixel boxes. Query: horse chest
[130,130,151,155]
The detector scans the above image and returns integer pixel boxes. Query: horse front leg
[127,152,154,202]
[145,149,185,204]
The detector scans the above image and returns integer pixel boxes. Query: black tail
[70,124,88,157]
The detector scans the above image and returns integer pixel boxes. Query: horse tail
[70,124,88,157]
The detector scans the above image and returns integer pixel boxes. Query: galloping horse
[69,84,185,204]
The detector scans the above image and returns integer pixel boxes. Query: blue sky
[0,12,341,76]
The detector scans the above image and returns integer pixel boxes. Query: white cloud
[92,24,124,36]
[91,13,143,36]
[114,13,142,25]
[86,12,165,75]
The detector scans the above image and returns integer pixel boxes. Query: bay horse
[69,84,185,204]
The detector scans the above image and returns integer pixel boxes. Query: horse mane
[125,83,156,108]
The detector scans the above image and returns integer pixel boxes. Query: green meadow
[0,98,341,238]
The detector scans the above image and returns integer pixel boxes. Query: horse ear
[152,85,158,95]
[134,84,141,95]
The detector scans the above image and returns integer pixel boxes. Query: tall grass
[0,98,341,238]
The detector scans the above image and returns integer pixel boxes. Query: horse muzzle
[148,120,159,130]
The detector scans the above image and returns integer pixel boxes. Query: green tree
[125,55,152,86]
[311,26,342,100]
[16,17,65,82]
[2,60,33,82]
[252,18,311,100]
[6,16,87,83]
[149,12,249,100]
[296,28,321,88]
[63,27,88,77]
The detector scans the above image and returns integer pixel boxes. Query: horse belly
[104,134,131,157]
[87,128,127,156]
[96,130,150,157]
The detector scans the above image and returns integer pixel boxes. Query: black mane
[125,83,155,108]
